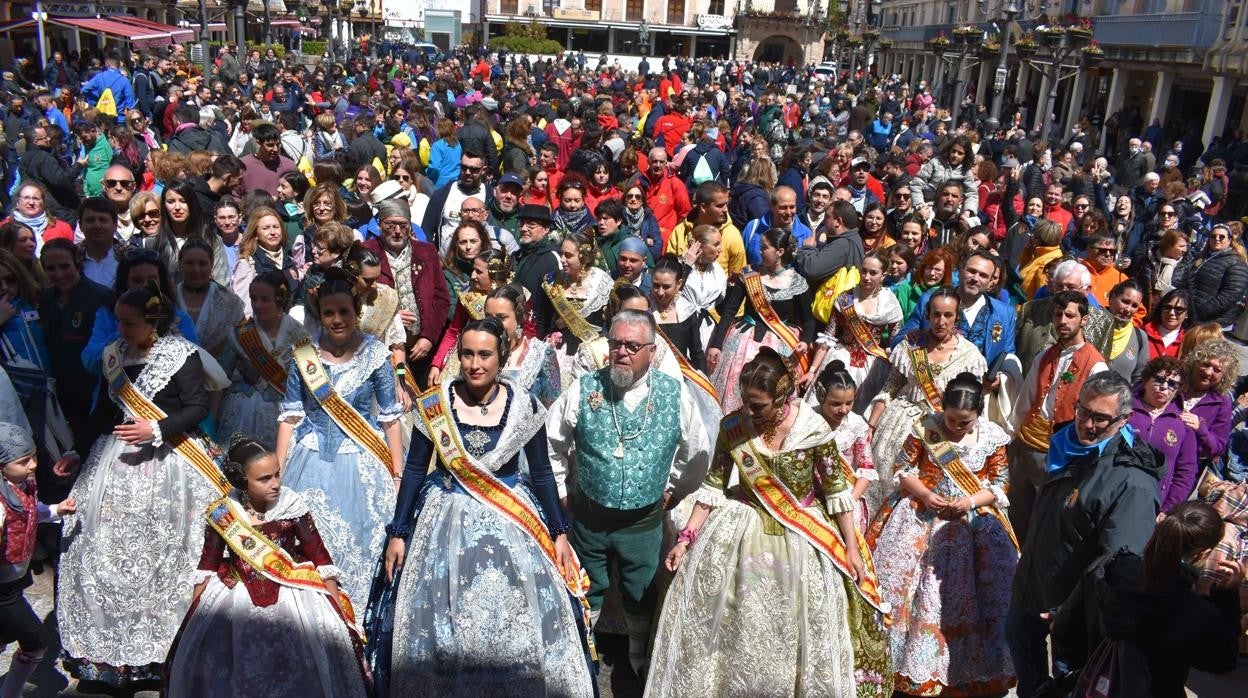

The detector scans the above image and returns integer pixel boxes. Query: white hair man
[546,309,712,679]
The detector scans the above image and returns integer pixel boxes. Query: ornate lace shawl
[111,335,197,408]
[417,378,546,473]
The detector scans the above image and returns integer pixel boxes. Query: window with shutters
[667,0,684,24]
[627,0,644,21]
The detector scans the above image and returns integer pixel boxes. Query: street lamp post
[988,0,1020,126]
[262,0,273,48]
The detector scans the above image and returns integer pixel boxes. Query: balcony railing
[883,11,1221,50]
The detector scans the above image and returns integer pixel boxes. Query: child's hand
[58,498,77,516]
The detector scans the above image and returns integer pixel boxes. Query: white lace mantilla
[312,333,392,401]
[761,268,809,302]
[421,378,546,473]
[112,335,197,406]
[507,339,552,392]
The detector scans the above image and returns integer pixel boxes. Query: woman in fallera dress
[217,271,309,448]
[648,348,892,698]
[534,230,613,384]
[366,318,595,697]
[164,437,370,698]
[707,227,814,413]
[814,360,878,532]
[482,284,561,406]
[867,373,1017,697]
[803,249,902,411]
[865,287,987,514]
[428,248,516,387]
[275,270,405,615]
[650,254,706,371]
[175,240,245,359]
[57,286,220,689]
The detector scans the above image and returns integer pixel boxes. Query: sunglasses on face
[624,193,643,200]
[137,209,161,220]
[1159,304,1187,314]
[105,179,135,190]
[1150,375,1182,391]
[1160,210,1177,217]
[460,164,485,174]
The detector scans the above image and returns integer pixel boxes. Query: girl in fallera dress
[482,284,561,407]
[707,227,814,413]
[678,224,728,351]
[176,240,245,359]
[275,270,404,615]
[58,286,220,689]
[650,254,706,371]
[814,360,878,532]
[803,249,903,411]
[534,230,614,383]
[865,286,987,514]
[648,348,891,698]
[867,373,1017,697]
[429,248,515,387]
[164,437,370,698]
[367,318,595,697]
[218,271,309,448]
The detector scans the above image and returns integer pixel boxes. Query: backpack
[95,88,117,118]
[766,117,787,144]
[692,152,715,185]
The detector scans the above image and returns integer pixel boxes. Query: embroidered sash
[235,320,287,396]
[360,286,399,340]
[721,412,889,618]
[656,325,718,403]
[102,341,230,496]
[837,292,889,361]
[907,344,944,412]
[742,271,809,372]
[415,387,598,660]
[543,276,601,343]
[459,290,486,320]
[921,426,1020,551]
[205,496,360,631]
[291,339,396,476]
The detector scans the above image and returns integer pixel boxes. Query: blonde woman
[232,206,303,317]
[127,191,163,246]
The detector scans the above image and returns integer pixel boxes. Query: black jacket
[1186,249,1248,327]
[347,132,387,173]
[680,141,730,190]
[1075,551,1242,698]
[456,120,498,174]
[17,146,81,222]
[1012,429,1163,619]
[167,125,230,155]
[513,239,560,303]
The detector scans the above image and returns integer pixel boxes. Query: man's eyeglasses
[460,207,485,215]
[607,338,654,355]
[1090,247,1116,256]
[380,219,409,231]
[460,164,485,174]
[1075,404,1123,428]
[105,179,135,190]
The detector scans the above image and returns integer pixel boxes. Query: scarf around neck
[1047,422,1135,474]
[12,209,48,238]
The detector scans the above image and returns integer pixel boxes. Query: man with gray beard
[547,309,712,680]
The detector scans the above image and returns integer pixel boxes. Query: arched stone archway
[753,34,803,64]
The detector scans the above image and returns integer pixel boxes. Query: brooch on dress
[588,390,604,410]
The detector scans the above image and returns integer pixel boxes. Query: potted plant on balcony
[835,26,850,42]
[1081,40,1105,66]
[1015,31,1039,58]
[877,38,893,52]
[862,26,880,41]
[845,35,863,47]
[929,32,951,55]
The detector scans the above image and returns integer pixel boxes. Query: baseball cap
[850,157,872,170]
[498,172,526,189]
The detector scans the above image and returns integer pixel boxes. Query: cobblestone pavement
[5,568,1244,697]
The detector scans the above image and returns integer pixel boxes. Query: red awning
[270,19,302,28]
[48,16,192,49]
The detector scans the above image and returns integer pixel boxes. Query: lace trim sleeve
[824,488,855,515]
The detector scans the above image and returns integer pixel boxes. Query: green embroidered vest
[574,369,682,510]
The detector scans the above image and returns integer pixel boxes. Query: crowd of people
[1,39,1247,698]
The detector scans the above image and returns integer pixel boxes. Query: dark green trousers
[570,497,663,616]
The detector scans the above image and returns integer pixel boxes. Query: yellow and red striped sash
[205,495,360,632]
[743,271,809,372]
[922,426,1020,551]
[415,387,598,660]
[656,325,718,403]
[543,276,601,343]
[721,412,889,620]
[235,320,288,395]
[102,341,230,496]
[837,292,889,361]
[908,343,944,412]
[292,340,396,476]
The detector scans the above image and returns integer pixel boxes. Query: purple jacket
[1179,391,1233,460]
[1128,397,1198,511]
